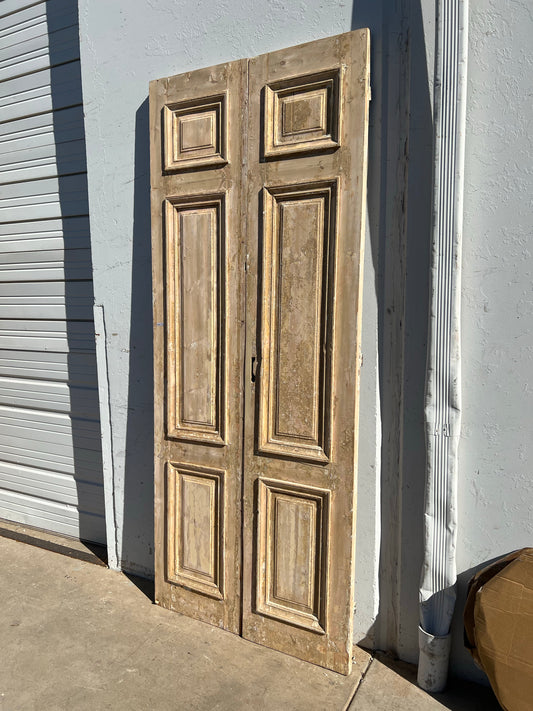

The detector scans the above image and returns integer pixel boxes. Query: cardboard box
[464,548,533,711]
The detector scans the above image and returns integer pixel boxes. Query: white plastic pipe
[418,0,468,693]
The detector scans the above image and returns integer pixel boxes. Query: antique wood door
[150,30,370,674]
[242,31,370,675]
[150,59,247,633]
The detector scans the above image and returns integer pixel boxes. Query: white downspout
[418,0,468,692]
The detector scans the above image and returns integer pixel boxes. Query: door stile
[238,58,251,637]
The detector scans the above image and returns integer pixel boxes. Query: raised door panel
[167,463,224,599]
[259,181,336,462]
[165,194,226,444]
[150,59,246,634]
[256,478,329,633]
[243,30,370,674]
[163,93,227,170]
[263,69,340,157]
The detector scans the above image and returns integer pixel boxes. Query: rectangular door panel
[259,181,336,462]
[256,478,329,633]
[167,462,224,599]
[165,194,226,444]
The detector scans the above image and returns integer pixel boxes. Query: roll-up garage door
[0,0,106,544]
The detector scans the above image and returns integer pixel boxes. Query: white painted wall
[450,0,533,681]
[395,0,533,683]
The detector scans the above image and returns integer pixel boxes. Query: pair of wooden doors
[150,30,370,675]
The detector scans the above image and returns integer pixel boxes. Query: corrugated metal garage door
[0,0,106,544]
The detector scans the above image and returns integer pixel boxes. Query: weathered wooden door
[242,32,370,675]
[150,30,370,674]
[150,60,247,634]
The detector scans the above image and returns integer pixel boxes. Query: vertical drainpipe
[418,0,468,692]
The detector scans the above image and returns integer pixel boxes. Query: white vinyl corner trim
[418,0,468,693]
[94,304,119,570]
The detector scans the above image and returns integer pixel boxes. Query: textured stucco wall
[449,0,533,681]
[392,0,533,681]
[77,0,388,645]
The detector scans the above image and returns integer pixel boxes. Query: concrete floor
[0,533,502,711]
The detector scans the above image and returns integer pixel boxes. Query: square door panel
[264,70,340,158]
[163,94,227,170]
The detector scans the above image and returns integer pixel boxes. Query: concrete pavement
[0,532,501,710]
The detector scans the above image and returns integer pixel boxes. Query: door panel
[165,194,226,444]
[258,181,336,462]
[167,462,224,599]
[242,30,370,674]
[150,59,246,634]
[256,478,330,633]
[150,30,370,673]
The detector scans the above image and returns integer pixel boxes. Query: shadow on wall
[48,0,154,571]
[49,0,155,570]
[47,0,106,554]
[120,98,155,576]
[350,0,433,657]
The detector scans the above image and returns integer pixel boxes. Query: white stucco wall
[449,0,533,681]
[394,0,533,682]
